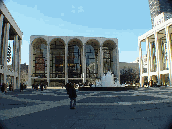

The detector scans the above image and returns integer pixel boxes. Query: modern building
[138,12,172,87]
[0,1,23,89]
[28,36,119,87]
[148,0,172,28]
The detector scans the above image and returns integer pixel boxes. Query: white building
[0,1,23,89]
[138,12,172,87]
[28,36,119,87]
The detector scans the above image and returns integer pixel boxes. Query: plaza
[0,87,172,128]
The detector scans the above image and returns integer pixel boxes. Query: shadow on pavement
[0,120,7,129]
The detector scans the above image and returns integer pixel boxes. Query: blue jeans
[70,98,76,108]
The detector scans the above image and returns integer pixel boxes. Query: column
[0,14,3,65]
[18,40,22,89]
[3,23,10,84]
[82,44,86,83]
[47,44,50,86]
[13,35,17,89]
[28,43,31,86]
[155,31,160,85]
[65,44,68,84]
[139,40,143,87]
[166,25,172,86]
[112,48,116,78]
[146,37,150,82]
[117,49,120,82]
[14,35,19,89]
[98,49,100,78]
[95,55,97,76]
[100,46,103,77]
[150,42,153,72]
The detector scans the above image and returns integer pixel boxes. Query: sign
[154,13,165,28]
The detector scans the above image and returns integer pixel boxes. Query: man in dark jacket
[69,84,77,109]
[32,83,35,90]
[40,83,44,91]
[65,82,70,94]
[20,83,24,92]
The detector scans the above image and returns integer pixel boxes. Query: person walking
[69,83,77,109]
[36,84,39,91]
[1,83,5,93]
[9,83,12,91]
[32,83,35,90]
[40,83,44,91]
[65,82,70,95]
[20,83,23,92]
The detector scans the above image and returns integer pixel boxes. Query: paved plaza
[0,87,172,128]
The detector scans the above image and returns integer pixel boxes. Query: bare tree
[120,67,140,85]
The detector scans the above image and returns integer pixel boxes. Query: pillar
[18,40,22,89]
[28,43,31,86]
[113,47,119,82]
[13,35,17,89]
[0,14,3,65]
[146,37,150,82]
[155,31,161,85]
[82,44,86,83]
[166,25,172,86]
[65,44,68,84]
[100,46,103,77]
[47,44,50,86]
[95,55,97,75]
[150,42,153,72]
[3,23,10,84]
[98,48,100,78]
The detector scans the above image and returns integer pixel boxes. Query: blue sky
[4,0,151,65]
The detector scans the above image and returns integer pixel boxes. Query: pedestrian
[9,83,12,91]
[69,83,77,109]
[1,83,5,93]
[20,83,23,92]
[65,82,70,94]
[36,84,39,90]
[40,83,44,91]
[4,83,7,93]
[32,83,35,90]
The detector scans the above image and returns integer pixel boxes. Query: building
[0,1,23,89]
[20,63,28,84]
[28,36,119,87]
[148,0,172,28]
[138,12,172,87]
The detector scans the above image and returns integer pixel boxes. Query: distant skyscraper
[148,0,172,28]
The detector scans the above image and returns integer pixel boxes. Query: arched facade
[29,36,119,86]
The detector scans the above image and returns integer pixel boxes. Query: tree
[120,67,140,85]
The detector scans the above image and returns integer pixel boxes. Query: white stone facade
[138,17,172,87]
[28,36,119,86]
[0,1,23,89]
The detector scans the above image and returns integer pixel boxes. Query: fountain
[78,71,138,91]
[95,71,125,87]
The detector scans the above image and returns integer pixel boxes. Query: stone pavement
[0,87,172,128]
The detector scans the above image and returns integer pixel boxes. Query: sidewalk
[0,87,172,128]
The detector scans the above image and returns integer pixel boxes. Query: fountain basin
[78,86,139,91]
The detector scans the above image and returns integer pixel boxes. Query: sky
[4,0,152,65]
